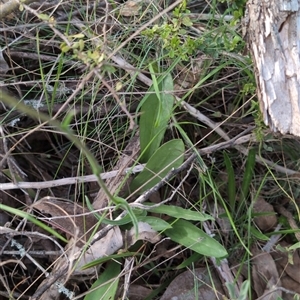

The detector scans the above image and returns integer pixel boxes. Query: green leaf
[84,260,120,300]
[165,219,227,258]
[144,203,214,221]
[137,216,172,231]
[288,241,300,251]
[38,13,50,21]
[237,280,250,300]
[139,73,174,162]
[182,16,193,26]
[130,139,184,193]
[60,44,71,53]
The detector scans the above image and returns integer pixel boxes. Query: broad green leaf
[165,219,227,258]
[288,241,300,251]
[84,260,120,300]
[144,203,214,221]
[226,282,238,299]
[137,216,172,231]
[139,73,174,162]
[130,139,184,193]
[237,280,250,300]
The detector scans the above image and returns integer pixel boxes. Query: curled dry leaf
[74,222,161,275]
[160,267,225,300]
[271,241,300,296]
[32,197,98,246]
[73,226,123,275]
[253,196,277,231]
[125,221,161,248]
[251,246,282,299]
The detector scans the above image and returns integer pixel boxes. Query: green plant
[84,260,120,300]
[142,0,197,60]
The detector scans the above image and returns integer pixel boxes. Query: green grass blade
[0,89,115,205]
[223,151,236,209]
[241,148,256,201]
[0,204,67,243]
[82,252,139,270]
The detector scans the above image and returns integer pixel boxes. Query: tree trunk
[244,0,300,136]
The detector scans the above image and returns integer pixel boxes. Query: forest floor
[0,0,300,299]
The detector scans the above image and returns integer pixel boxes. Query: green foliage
[226,0,248,23]
[82,252,140,270]
[130,139,185,193]
[222,148,256,211]
[84,260,120,300]
[60,33,105,67]
[226,279,250,300]
[241,148,256,201]
[137,216,172,231]
[144,203,214,222]
[139,72,175,162]
[165,219,227,258]
[251,100,266,141]
[141,0,197,60]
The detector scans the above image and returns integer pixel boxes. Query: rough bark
[244,0,300,136]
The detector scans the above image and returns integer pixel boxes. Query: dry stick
[0,164,145,190]
[0,131,261,191]
[0,0,37,20]
[202,221,240,299]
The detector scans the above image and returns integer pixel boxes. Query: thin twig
[0,164,145,190]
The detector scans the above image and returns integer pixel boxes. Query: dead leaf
[160,267,225,300]
[119,0,142,17]
[251,246,282,299]
[73,226,124,275]
[124,284,152,300]
[253,197,277,231]
[126,222,161,248]
[271,241,300,294]
[32,197,98,246]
